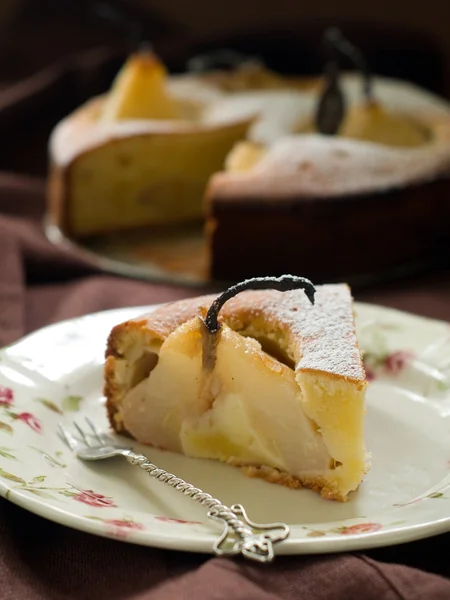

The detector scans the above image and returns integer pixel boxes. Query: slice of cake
[104,277,368,501]
[47,50,253,238]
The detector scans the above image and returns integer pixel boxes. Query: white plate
[0,302,450,555]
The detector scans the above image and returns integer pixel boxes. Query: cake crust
[241,464,361,501]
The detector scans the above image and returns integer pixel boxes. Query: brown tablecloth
[1,47,450,600]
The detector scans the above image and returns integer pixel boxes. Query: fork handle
[123,450,289,562]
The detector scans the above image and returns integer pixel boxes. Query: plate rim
[5,482,450,555]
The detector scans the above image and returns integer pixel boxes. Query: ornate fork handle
[124,450,289,562]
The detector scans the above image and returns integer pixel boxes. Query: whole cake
[47,35,450,283]
[104,276,369,501]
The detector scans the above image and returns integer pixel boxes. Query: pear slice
[121,318,331,474]
[100,50,181,122]
[338,101,430,148]
[225,141,267,172]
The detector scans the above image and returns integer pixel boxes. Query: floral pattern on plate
[0,466,116,505]
[357,314,450,395]
[0,303,449,555]
[364,350,415,381]
[87,516,145,539]
[0,386,85,437]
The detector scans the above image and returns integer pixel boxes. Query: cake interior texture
[48,51,252,237]
[104,285,369,501]
[65,121,250,236]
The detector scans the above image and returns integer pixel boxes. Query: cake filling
[121,318,331,476]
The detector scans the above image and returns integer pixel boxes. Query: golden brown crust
[241,465,346,502]
[104,284,365,434]
[242,460,370,501]
[104,355,129,435]
[104,317,163,434]
[46,159,72,235]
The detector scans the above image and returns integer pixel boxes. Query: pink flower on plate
[340,522,382,535]
[0,386,13,407]
[73,490,116,508]
[383,351,414,376]
[104,519,144,530]
[155,516,201,525]
[364,365,376,382]
[16,412,42,433]
[104,519,144,539]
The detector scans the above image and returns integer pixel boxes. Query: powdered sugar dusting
[250,135,450,195]
[128,284,364,381]
[224,285,364,380]
[202,72,450,145]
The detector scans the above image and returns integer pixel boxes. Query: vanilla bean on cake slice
[104,276,369,501]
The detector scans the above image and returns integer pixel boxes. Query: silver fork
[58,418,290,562]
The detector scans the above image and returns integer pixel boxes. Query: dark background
[0,0,449,177]
[1,0,450,88]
